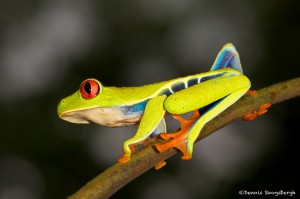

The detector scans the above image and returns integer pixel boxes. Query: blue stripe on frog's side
[200,73,224,82]
[171,82,186,93]
[159,73,225,97]
[187,78,199,87]
[120,100,149,116]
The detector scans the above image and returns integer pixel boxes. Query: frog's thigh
[164,75,250,114]
[186,87,250,153]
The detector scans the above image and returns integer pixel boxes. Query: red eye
[79,79,100,99]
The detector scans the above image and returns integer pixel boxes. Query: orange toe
[181,155,192,161]
[242,113,258,121]
[118,155,130,163]
[155,161,166,170]
[246,89,257,95]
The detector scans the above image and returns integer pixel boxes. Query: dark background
[0,0,299,198]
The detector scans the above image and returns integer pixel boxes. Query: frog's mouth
[59,107,142,127]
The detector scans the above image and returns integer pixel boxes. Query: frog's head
[57,78,129,126]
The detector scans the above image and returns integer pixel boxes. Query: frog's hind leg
[156,87,249,160]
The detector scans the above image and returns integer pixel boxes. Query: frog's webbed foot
[241,89,271,121]
[157,129,190,160]
[242,103,271,121]
[156,110,200,160]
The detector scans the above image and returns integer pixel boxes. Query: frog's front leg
[157,75,251,160]
[118,95,167,163]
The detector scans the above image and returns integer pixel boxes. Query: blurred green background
[0,0,299,198]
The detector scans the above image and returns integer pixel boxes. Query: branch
[68,77,300,199]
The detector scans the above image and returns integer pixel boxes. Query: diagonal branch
[68,77,300,199]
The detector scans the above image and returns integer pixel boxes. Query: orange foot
[156,110,200,160]
[242,103,272,121]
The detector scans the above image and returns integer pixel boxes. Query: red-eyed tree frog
[57,43,254,166]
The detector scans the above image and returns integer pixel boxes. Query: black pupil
[84,82,91,94]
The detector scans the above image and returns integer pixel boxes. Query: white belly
[59,107,143,127]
